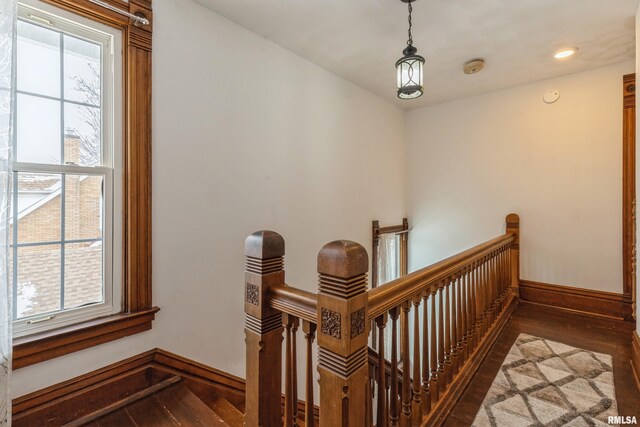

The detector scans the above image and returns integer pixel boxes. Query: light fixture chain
[407,1,413,46]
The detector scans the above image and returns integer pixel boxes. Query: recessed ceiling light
[464,59,485,75]
[554,48,577,60]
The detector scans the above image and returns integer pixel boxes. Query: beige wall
[406,61,634,293]
[12,0,407,396]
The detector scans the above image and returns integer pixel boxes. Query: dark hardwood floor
[445,302,640,426]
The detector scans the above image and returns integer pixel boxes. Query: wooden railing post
[506,214,520,297]
[244,231,285,427]
[316,240,369,427]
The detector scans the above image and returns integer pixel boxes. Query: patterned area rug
[473,334,618,426]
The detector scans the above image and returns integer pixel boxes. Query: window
[371,219,409,358]
[12,0,154,370]
[372,219,409,288]
[12,2,120,337]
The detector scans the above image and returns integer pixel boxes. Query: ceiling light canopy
[396,0,425,100]
[554,48,577,59]
[464,59,485,75]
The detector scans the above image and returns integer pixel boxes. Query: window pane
[17,20,60,98]
[14,173,62,244]
[15,244,61,319]
[64,174,103,241]
[64,103,100,166]
[64,35,101,105]
[16,93,61,164]
[64,241,103,309]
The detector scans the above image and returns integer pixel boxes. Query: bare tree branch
[69,62,100,166]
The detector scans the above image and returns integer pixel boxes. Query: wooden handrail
[368,233,515,319]
[268,284,318,324]
[244,214,520,427]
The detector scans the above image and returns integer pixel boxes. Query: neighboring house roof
[18,174,60,192]
[12,171,102,319]
[11,175,90,225]
[12,183,61,225]
[16,243,103,318]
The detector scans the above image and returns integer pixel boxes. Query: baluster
[494,252,500,314]
[468,265,475,347]
[503,247,508,298]
[500,248,506,311]
[367,365,374,427]
[497,252,501,310]
[470,262,476,344]
[292,318,300,425]
[507,247,513,297]
[450,275,459,377]
[483,256,490,333]
[429,284,439,407]
[401,301,411,426]
[421,290,431,415]
[412,296,422,424]
[460,268,468,363]
[493,252,499,318]
[497,251,503,312]
[507,247,513,298]
[485,254,493,332]
[495,250,502,314]
[283,314,296,427]
[443,279,452,386]
[385,367,391,426]
[456,272,464,370]
[303,321,316,427]
[389,307,400,426]
[487,253,493,325]
[488,253,495,325]
[244,231,284,427]
[376,315,388,427]
[476,259,485,339]
[437,281,446,395]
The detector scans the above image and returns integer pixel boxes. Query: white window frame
[12,0,123,338]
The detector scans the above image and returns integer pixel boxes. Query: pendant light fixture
[396,0,425,99]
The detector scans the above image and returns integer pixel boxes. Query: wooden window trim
[371,218,409,289]
[623,73,635,321]
[12,0,155,368]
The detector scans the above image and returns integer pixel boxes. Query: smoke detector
[464,59,485,75]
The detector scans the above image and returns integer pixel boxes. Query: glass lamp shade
[396,47,425,99]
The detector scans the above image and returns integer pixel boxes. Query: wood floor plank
[63,376,182,427]
[125,395,180,426]
[90,409,137,427]
[208,396,244,426]
[154,384,228,426]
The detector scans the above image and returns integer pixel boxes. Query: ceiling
[192,0,638,109]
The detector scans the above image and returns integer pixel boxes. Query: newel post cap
[506,213,519,227]
[317,240,369,278]
[245,230,285,259]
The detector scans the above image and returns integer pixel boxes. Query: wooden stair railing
[244,214,521,427]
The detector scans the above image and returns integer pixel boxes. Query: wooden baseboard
[519,280,635,326]
[13,350,159,426]
[425,296,519,426]
[13,348,319,425]
[631,331,640,393]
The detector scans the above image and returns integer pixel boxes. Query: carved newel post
[316,241,369,427]
[506,214,520,297]
[244,231,285,427]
